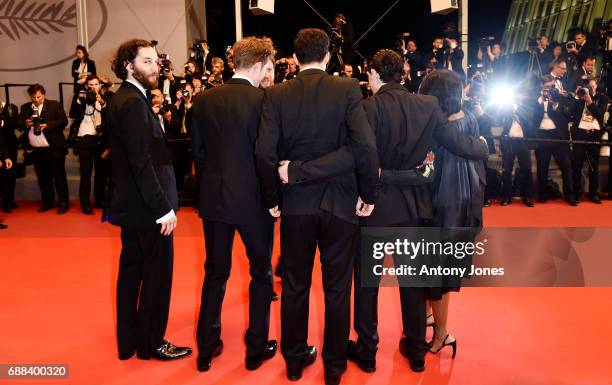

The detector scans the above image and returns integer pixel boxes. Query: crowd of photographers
[1,20,612,229]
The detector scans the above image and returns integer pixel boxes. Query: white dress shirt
[537,97,557,130]
[28,103,50,148]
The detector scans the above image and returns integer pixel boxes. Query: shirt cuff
[156,210,176,224]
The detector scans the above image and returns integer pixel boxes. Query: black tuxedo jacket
[284,83,489,225]
[19,99,68,150]
[255,68,379,225]
[106,81,177,227]
[449,48,465,79]
[0,130,7,159]
[191,78,271,225]
[528,97,572,139]
[569,94,609,136]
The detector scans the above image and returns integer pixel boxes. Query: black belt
[379,169,433,185]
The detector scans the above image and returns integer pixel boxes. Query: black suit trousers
[534,131,573,199]
[116,225,173,357]
[77,135,105,207]
[501,137,535,199]
[280,212,358,375]
[353,219,428,362]
[32,147,69,205]
[572,130,601,197]
[197,219,274,358]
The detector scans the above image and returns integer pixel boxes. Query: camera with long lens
[203,70,223,88]
[576,87,590,98]
[275,60,288,73]
[31,107,42,136]
[192,39,206,64]
[543,86,561,102]
[183,63,194,83]
[160,100,172,115]
[566,41,576,50]
[78,89,97,106]
[159,53,172,73]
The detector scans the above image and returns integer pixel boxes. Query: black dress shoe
[57,203,69,214]
[287,346,317,381]
[81,205,95,215]
[0,223,7,230]
[565,198,579,207]
[399,338,425,373]
[346,340,376,373]
[483,198,492,207]
[38,203,54,213]
[500,198,511,206]
[271,292,279,301]
[589,195,602,204]
[197,340,223,372]
[2,204,11,213]
[523,198,534,207]
[324,370,343,385]
[118,350,135,360]
[245,340,277,370]
[538,197,547,204]
[139,340,192,361]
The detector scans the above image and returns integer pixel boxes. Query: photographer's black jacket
[569,94,609,136]
[19,99,68,150]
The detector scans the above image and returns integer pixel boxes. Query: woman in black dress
[418,70,486,358]
[71,45,97,93]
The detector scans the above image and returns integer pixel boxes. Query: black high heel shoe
[429,334,456,359]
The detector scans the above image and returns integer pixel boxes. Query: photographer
[399,38,423,74]
[1,100,19,213]
[569,56,597,92]
[477,41,506,76]
[532,75,577,205]
[71,75,109,214]
[173,83,195,193]
[499,100,536,207]
[445,38,466,81]
[190,39,210,73]
[426,38,446,70]
[569,77,608,203]
[274,57,296,83]
[550,58,570,94]
[19,84,69,214]
[205,57,225,88]
[567,30,595,69]
[158,59,180,103]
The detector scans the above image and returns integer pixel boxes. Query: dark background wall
[204,0,512,62]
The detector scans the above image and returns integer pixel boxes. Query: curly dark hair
[418,70,463,115]
[294,28,329,64]
[111,39,154,80]
[367,49,403,83]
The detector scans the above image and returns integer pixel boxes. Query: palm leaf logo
[0,0,76,41]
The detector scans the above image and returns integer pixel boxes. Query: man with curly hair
[106,39,191,361]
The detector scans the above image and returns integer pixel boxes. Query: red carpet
[1,200,611,385]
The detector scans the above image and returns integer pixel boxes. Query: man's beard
[133,67,158,90]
